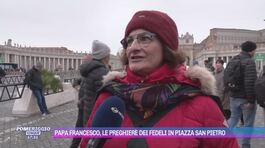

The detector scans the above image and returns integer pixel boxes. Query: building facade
[2,28,265,73]
[0,39,122,72]
[178,32,195,66]
[179,28,265,72]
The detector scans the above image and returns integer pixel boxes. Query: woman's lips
[130,56,144,62]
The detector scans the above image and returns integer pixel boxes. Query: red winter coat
[80,64,239,148]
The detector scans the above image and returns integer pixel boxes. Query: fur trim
[186,65,216,95]
[102,66,217,96]
[102,71,126,84]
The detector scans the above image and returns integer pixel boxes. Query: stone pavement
[0,100,77,148]
[0,100,265,148]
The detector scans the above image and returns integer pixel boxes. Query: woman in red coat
[80,10,239,148]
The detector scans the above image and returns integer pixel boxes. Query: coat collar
[103,64,216,95]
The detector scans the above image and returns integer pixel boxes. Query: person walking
[227,41,257,148]
[70,40,110,148]
[25,62,50,116]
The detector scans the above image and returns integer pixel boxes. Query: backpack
[224,55,242,92]
[255,73,265,107]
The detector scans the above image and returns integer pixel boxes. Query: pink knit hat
[125,10,179,50]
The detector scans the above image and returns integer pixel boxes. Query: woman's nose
[128,39,141,51]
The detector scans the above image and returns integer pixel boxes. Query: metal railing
[0,83,26,102]
[0,71,80,102]
[1,75,25,84]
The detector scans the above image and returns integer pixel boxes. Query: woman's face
[125,29,163,76]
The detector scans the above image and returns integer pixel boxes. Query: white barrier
[12,83,78,117]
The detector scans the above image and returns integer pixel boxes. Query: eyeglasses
[120,32,157,49]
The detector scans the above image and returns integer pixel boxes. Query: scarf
[101,82,202,119]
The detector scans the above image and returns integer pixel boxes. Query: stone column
[24,56,27,69]
[57,58,60,69]
[62,58,65,71]
[29,56,31,68]
[48,58,51,71]
[76,59,79,70]
[44,57,46,69]
[66,58,69,71]
[6,53,9,63]
[71,58,74,69]
[18,55,21,67]
[14,55,17,64]
[34,56,37,66]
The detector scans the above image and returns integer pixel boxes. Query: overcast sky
[0,0,264,54]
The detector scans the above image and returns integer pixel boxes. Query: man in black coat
[25,62,50,116]
[70,40,110,148]
[228,41,257,148]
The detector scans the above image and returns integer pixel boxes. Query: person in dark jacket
[80,10,238,148]
[26,62,50,116]
[70,40,110,148]
[228,41,257,148]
